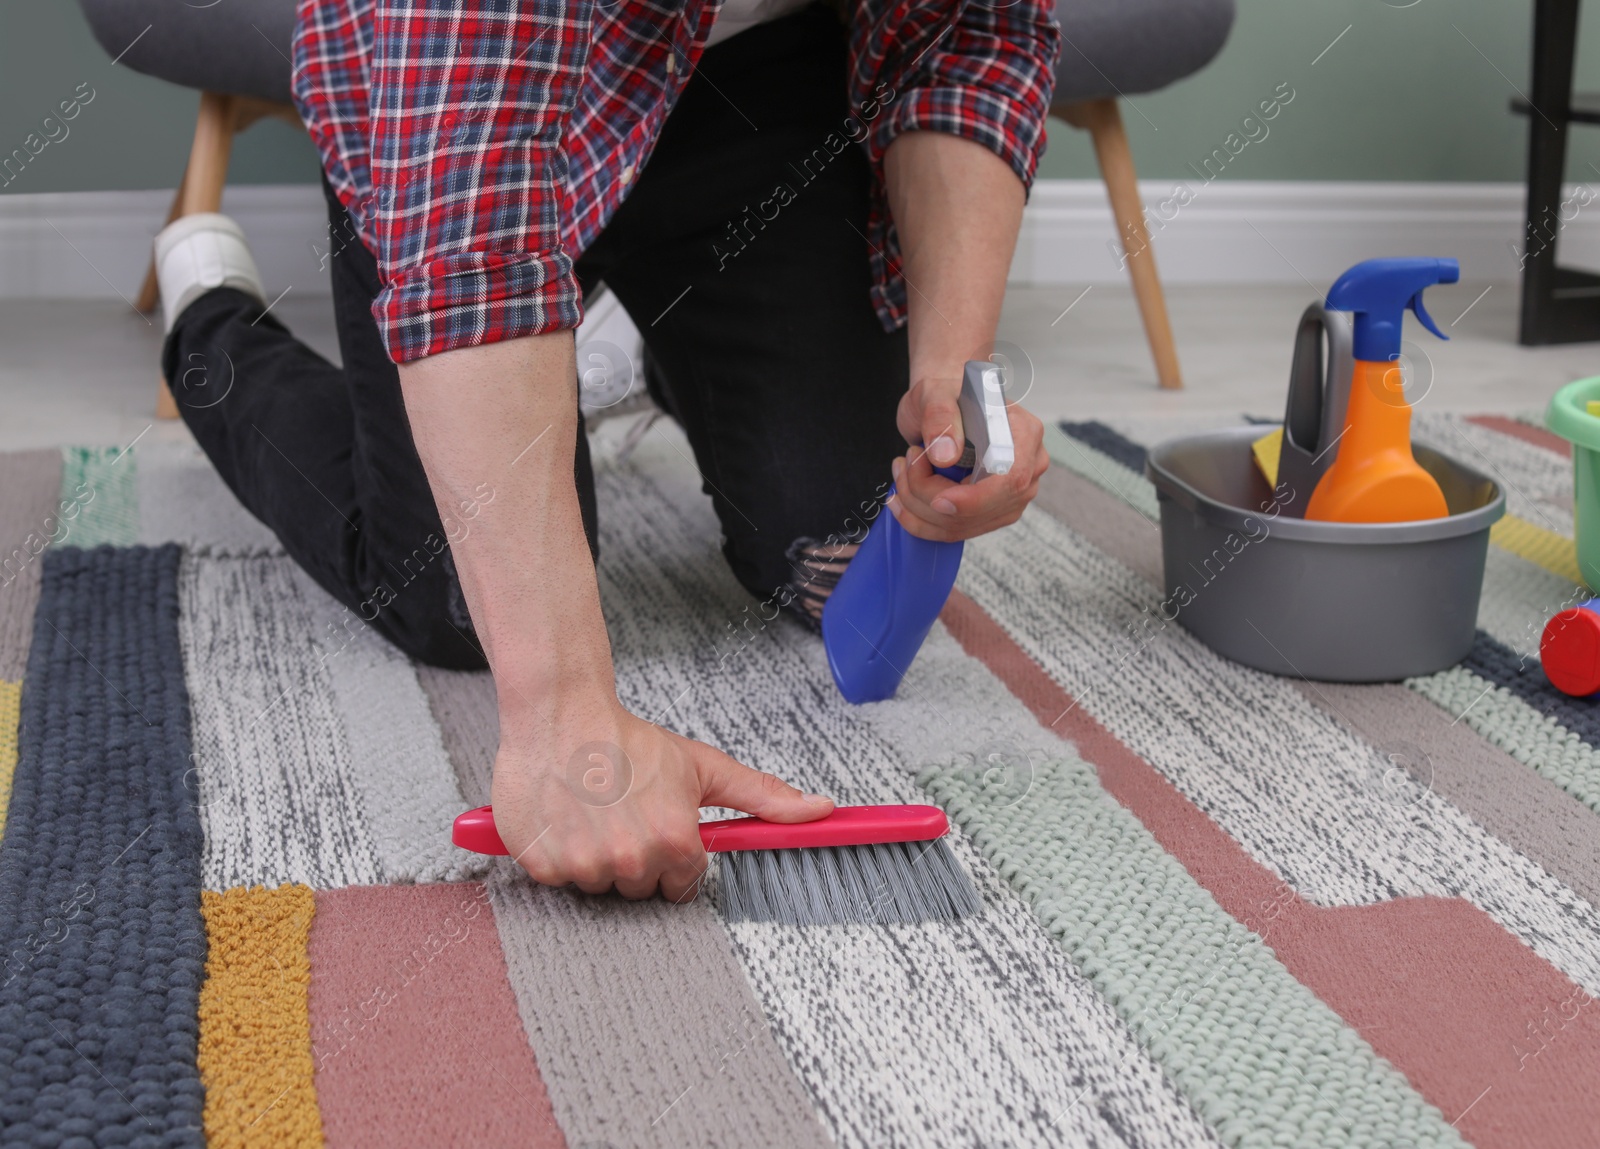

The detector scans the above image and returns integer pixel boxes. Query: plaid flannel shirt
[292,0,1059,364]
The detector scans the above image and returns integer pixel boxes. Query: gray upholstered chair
[79,0,301,415]
[1053,0,1235,389]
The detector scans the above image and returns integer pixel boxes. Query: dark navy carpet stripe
[1058,421,1150,474]
[0,546,205,1148]
[1462,628,1600,748]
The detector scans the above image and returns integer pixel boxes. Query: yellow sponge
[1587,399,1600,416]
[1251,427,1283,488]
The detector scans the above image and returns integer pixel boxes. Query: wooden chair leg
[1061,98,1183,390]
[180,91,237,215]
[136,170,187,314]
[156,92,239,419]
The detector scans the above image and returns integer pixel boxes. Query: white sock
[154,212,266,334]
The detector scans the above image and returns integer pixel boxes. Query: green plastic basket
[1546,375,1600,589]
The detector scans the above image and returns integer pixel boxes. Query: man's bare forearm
[397,333,613,713]
[396,334,831,901]
[884,130,1025,458]
[881,130,1048,542]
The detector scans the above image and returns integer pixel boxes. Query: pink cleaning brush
[453,804,980,925]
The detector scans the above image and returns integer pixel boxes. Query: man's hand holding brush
[400,331,834,901]
[491,702,835,902]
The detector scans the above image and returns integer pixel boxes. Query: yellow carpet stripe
[199,885,325,1148]
[1491,515,1585,587]
[0,679,19,843]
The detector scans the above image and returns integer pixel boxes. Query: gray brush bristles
[714,838,982,925]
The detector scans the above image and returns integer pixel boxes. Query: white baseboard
[1,179,1590,299]
[1012,180,1595,286]
[0,184,330,301]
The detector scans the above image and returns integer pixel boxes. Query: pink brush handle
[451,803,948,856]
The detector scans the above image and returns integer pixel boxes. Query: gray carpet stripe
[291,568,485,884]
[1033,463,1163,586]
[1299,678,1600,909]
[178,551,382,889]
[135,440,282,553]
[571,427,1221,1149]
[415,664,498,807]
[0,546,206,1146]
[488,872,837,1149]
[0,449,67,681]
[413,666,840,1149]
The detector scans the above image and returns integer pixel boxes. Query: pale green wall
[3,0,1598,195]
[1040,0,1600,184]
[0,1,321,194]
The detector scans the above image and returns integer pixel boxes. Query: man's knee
[723,532,865,631]
[354,551,488,670]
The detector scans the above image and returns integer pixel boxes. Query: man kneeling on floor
[154,0,1057,902]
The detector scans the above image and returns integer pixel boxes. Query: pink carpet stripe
[941,588,1600,1149]
[1465,414,1571,458]
[308,883,566,1149]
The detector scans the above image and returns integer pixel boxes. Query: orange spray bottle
[1305,258,1459,523]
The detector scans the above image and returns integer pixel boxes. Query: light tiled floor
[3,280,1597,452]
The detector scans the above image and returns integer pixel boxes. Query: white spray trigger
[959,360,1015,479]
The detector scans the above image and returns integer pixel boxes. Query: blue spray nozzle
[1324,257,1460,361]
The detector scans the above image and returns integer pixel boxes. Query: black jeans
[163,5,907,669]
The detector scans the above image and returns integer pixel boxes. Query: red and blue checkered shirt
[292,0,1059,364]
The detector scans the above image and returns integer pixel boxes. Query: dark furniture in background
[1514,0,1600,344]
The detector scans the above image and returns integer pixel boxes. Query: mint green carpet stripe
[922,755,1464,1149]
[59,445,138,547]
[1043,423,1159,521]
[1409,665,1600,816]
[963,480,1600,1001]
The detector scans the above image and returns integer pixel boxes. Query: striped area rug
[0,416,1596,1148]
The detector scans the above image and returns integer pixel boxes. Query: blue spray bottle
[821,361,1015,703]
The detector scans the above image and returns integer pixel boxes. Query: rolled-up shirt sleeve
[364,0,594,364]
[866,2,1058,190]
[849,0,1058,330]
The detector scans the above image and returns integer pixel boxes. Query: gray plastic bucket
[1145,425,1505,682]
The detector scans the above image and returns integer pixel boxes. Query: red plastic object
[451,803,950,856]
[1540,601,1600,697]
